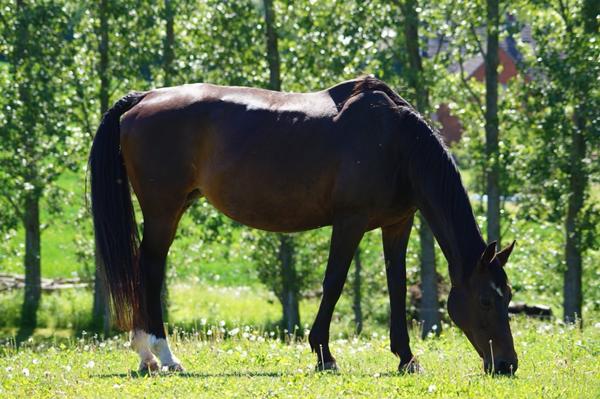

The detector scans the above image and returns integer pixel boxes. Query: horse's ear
[496,240,516,267]
[480,241,497,266]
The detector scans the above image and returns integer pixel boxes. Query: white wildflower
[22,368,30,377]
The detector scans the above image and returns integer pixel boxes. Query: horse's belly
[203,181,333,232]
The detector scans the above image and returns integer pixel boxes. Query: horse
[89,76,518,375]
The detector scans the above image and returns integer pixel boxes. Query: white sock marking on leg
[148,334,180,366]
[130,330,157,366]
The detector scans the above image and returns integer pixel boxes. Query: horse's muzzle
[485,357,518,375]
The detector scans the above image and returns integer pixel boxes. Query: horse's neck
[405,115,486,284]
[418,178,486,285]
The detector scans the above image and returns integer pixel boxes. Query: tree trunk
[92,255,110,334]
[163,0,175,87]
[563,89,590,323]
[563,0,595,323]
[352,248,363,335]
[18,194,41,339]
[563,119,584,323]
[485,0,501,246]
[263,0,281,92]
[262,0,299,335]
[13,0,41,343]
[279,235,300,335]
[582,0,599,34]
[158,0,176,325]
[92,0,112,336]
[418,215,440,338]
[400,0,441,338]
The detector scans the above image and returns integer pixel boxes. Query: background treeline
[0,0,598,341]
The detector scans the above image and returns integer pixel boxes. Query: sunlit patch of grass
[0,318,598,398]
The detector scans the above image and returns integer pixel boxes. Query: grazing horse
[89,76,518,375]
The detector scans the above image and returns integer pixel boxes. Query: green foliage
[242,229,328,306]
[515,1,600,250]
[0,1,82,226]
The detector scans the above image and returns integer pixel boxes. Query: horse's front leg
[132,212,184,372]
[309,214,367,371]
[382,216,422,373]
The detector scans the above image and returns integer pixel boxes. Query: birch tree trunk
[92,0,111,337]
[400,0,441,338]
[263,0,301,335]
[484,0,501,246]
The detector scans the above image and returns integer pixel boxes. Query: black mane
[351,76,487,281]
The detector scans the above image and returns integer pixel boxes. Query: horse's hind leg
[382,216,421,373]
[309,214,367,371]
[132,201,186,372]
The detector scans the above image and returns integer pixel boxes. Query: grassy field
[0,318,599,398]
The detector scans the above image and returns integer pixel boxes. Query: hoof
[138,358,160,373]
[161,362,185,372]
[399,358,423,374]
[316,361,338,372]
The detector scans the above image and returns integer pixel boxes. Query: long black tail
[89,92,146,331]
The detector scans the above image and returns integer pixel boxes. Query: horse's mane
[351,75,411,109]
[351,75,450,162]
[351,76,487,278]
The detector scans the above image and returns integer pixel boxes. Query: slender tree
[520,0,599,323]
[157,0,177,324]
[352,248,363,335]
[262,0,300,334]
[562,0,597,324]
[92,0,112,336]
[15,0,40,339]
[398,0,442,338]
[163,0,175,87]
[0,0,76,341]
[484,0,501,245]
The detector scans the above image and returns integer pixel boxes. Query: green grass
[0,318,598,398]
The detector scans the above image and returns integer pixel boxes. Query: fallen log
[0,274,91,292]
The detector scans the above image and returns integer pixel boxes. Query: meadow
[0,317,599,398]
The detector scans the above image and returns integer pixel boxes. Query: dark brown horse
[89,76,518,375]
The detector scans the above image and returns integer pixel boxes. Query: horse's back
[120,80,413,232]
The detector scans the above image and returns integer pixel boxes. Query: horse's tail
[89,92,146,331]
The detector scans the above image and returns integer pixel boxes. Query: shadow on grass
[93,369,459,380]
[94,370,293,379]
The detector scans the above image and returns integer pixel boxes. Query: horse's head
[448,241,518,375]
